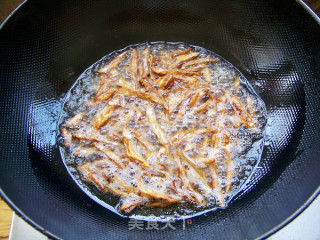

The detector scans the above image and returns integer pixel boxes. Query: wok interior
[0,0,319,239]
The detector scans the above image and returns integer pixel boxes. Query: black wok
[1,0,320,239]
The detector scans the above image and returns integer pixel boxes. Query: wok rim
[260,188,320,239]
[0,0,27,30]
[298,0,320,24]
[0,189,62,240]
[0,0,319,239]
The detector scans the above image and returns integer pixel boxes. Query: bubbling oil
[58,42,267,221]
